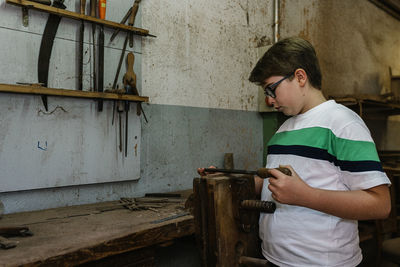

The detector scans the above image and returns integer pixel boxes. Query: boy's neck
[300,88,327,114]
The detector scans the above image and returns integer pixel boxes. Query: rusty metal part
[37,0,67,111]
[145,193,181,198]
[125,102,129,156]
[90,0,96,92]
[239,256,269,267]
[128,0,141,47]
[110,7,132,42]
[0,236,18,249]
[117,101,124,152]
[240,200,276,213]
[97,20,104,111]
[78,0,86,91]
[16,82,44,87]
[203,167,292,178]
[0,226,33,237]
[111,34,129,126]
[112,34,129,90]
[120,197,164,211]
[22,0,51,27]
[0,201,3,219]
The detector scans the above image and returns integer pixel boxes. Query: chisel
[124,85,130,157]
[90,0,96,92]
[97,0,106,111]
[129,0,141,47]
[109,7,132,43]
[203,167,292,178]
[78,0,86,90]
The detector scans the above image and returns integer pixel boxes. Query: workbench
[0,192,195,266]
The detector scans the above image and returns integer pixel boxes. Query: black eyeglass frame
[263,74,292,98]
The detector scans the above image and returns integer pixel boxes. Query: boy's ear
[294,68,307,87]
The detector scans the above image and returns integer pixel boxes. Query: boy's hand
[197,165,218,177]
[267,165,312,206]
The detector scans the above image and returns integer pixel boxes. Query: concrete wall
[279,0,400,150]
[2,0,399,215]
[0,0,272,213]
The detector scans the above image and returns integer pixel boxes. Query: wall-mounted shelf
[0,83,149,103]
[330,94,400,118]
[6,0,155,37]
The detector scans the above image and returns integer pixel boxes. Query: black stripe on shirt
[267,145,383,172]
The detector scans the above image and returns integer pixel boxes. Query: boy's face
[263,73,306,116]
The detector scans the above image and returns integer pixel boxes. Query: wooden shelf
[330,94,400,118]
[6,0,155,37]
[0,83,149,103]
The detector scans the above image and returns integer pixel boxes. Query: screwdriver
[203,167,291,178]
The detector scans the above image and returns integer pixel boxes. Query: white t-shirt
[260,100,390,267]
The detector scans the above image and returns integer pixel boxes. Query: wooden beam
[0,83,149,102]
[32,217,194,266]
[6,0,155,37]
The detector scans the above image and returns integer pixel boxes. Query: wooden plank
[0,198,194,266]
[34,217,194,266]
[0,83,149,102]
[5,0,154,37]
[331,94,400,118]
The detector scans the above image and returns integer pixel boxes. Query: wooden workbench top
[0,194,194,266]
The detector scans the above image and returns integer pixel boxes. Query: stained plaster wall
[279,0,400,150]
[0,0,143,212]
[0,0,274,214]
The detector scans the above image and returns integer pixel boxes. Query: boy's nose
[265,96,275,107]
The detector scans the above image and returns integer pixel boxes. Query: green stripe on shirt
[267,127,380,162]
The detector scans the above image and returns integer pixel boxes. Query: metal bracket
[22,7,28,27]
[21,0,52,27]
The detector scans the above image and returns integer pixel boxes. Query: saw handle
[80,0,86,14]
[99,0,106,19]
[256,167,292,178]
[90,0,96,17]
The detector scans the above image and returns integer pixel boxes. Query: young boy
[248,36,391,266]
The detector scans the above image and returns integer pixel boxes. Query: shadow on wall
[366,116,400,151]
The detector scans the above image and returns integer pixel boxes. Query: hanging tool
[111,6,134,89]
[37,0,67,111]
[117,101,124,152]
[123,52,148,122]
[97,0,106,111]
[22,0,51,27]
[78,0,86,91]
[111,3,144,124]
[99,0,106,20]
[90,0,96,92]
[109,7,132,43]
[111,32,129,126]
[111,6,135,125]
[128,0,141,48]
[109,1,156,42]
[124,85,130,157]
[203,167,292,178]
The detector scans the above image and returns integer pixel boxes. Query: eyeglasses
[263,74,292,98]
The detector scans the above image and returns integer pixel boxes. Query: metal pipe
[273,0,280,43]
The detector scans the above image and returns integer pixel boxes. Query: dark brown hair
[249,37,322,89]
